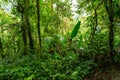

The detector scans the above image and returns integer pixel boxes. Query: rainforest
[0,0,120,79]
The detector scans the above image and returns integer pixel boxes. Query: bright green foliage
[40,0,43,5]
[0,0,120,80]
[71,20,81,39]
[78,35,83,48]
[0,53,97,80]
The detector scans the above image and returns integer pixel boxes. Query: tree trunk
[21,12,28,54]
[0,38,4,58]
[24,0,34,52]
[108,0,114,62]
[105,0,114,62]
[36,0,42,53]
[27,20,34,51]
[0,22,4,58]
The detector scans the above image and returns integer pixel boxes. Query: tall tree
[104,0,114,61]
[0,38,4,58]
[16,1,28,54]
[36,0,42,53]
[24,0,34,52]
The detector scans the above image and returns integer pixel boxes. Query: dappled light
[0,0,120,79]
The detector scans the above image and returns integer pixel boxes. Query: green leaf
[4,0,8,2]
[71,20,81,39]
[78,35,83,48]
[24,74,35,80]
[40,0,43,5]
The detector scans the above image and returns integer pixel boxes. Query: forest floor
[84,63,120,80]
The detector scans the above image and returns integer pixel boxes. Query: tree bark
[21,10,28,54]
[36,0,42,53]
[105,0,114,62]
[0,38,4,58]
[108,0,114,61]
[24,0,34,52]
[17,1,28,54]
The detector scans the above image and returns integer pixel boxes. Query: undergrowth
[0,53,97,80]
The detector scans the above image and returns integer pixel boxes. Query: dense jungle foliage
[0,0,120,80]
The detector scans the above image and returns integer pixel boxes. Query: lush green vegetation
[0,0,120,80]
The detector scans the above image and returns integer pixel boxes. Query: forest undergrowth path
[84,64,120,80]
